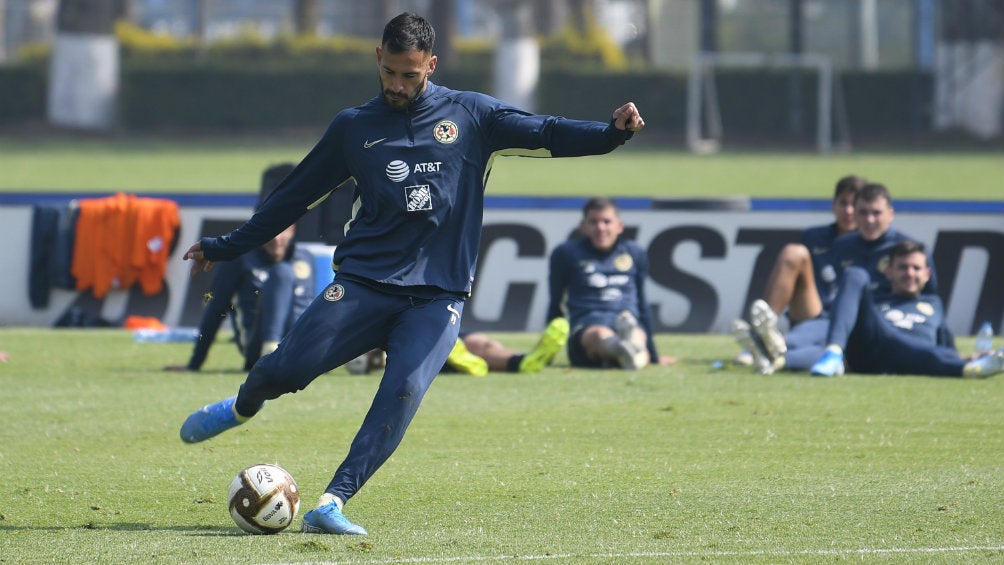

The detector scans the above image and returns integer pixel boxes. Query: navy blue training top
[831,227,938,299]
[200,82,633,295]
[800,222,843,311]
[875,292,945,346]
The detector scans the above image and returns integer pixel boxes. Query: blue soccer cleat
[301,499,368,535]
[180,396,252,443]
[810,348,845,377]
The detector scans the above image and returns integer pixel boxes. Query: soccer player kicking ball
[179,12,646,536]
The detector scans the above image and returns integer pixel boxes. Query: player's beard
[381,78,426,110]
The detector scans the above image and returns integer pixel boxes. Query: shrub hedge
[0,60,928,138]
[0,64,46,125]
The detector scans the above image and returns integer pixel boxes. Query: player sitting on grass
[735,175,863,370]
[165,223,312,373]
[761,175,864,321]
[547,197,673,370]
[737,241,1004,378]
[736,182,937,374]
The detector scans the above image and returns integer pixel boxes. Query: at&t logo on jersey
[386,160,409,182]
[405,185,433,211]
[386,160,443,182]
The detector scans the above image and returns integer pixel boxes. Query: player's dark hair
[889,240,926,263]
[382,12,435,54]
[582,196,620,217]
[833,174,865,200]
[856,182,892,206]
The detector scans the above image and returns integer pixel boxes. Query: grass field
[2,329,1002,565]
[0,136,1001,199]
[1,136,1001,563]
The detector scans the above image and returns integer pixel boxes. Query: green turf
[0,137,1001,199]
[1,329,1001,564]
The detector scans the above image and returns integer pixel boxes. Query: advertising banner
[1,194,1000,336]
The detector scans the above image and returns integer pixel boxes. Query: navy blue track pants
[234,277,464,503]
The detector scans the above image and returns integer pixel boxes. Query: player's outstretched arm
[612,102,645,132]
[182,241,216,276]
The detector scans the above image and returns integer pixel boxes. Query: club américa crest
[433,120,458,144]
[323,283,345,302]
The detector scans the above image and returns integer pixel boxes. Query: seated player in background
[166,163,313,372]
[165,223,314,372]
[736,181,936,374]
[547,197,672,370]
[762,174,865,323]
[738,241,1003,378]
[734,174,864,372]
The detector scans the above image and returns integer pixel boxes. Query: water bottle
[133,327,200,343]
[975,321,994,355]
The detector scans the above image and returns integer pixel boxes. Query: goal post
[687,52,851,154]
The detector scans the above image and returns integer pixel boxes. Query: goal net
[687,52,851,154]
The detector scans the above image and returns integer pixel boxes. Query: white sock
[317,492,343,510]
[230,403,252,423]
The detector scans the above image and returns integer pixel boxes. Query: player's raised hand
[612,102,645,132]
[183,241,216,275]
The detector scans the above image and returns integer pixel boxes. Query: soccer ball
[227,463,300,534]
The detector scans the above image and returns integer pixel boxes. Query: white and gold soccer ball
[227,463,300,534]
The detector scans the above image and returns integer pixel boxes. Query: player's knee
[844,266,869,286]
[778,243,810,267]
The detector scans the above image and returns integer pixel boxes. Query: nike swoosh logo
[363,138,387,148]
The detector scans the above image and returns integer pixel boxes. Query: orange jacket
[71,194,179,298]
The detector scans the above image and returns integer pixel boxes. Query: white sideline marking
[265,544,1004,564]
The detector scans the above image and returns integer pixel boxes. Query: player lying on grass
[440,319,570,376]
[735,241,1004,378]
[178,12,647,536]
[347,319,570,376]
